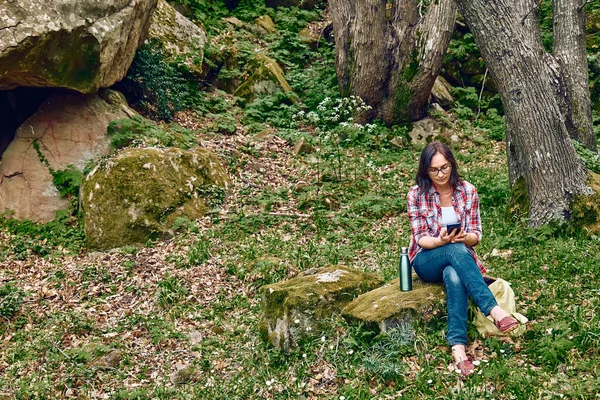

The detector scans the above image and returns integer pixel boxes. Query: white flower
[321,336,326,342]
[294,319,300,324]
[347,349,354,355]
[302,353,307,358]
[427,379,433,384]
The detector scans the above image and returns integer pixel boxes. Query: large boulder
[81,147,229,249]
[0,0,158,93]
[342,278,446,333]
[0,89,135,222]
[147,0,206,76]
[259,265,384,351]
[430,76,454,108]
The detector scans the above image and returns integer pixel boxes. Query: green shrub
[156,275,189,309]
[122,40,197,121]
[107,115,195,149]
[0,282,25,319]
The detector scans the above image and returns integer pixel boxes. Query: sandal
[495,316,519,333]
[456,358,475,377]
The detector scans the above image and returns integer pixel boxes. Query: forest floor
[2,106,600,399]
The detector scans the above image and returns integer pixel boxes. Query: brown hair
[416,141,461,193]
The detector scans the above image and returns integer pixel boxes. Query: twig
[579,0,593,11]
[521,0,543,25]
[476,68,489,119]
[267,212,311,218]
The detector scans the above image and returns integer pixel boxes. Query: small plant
[0,282,26,320]
[156,275,189,309]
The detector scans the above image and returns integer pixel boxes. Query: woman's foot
[489,306,519,333]
[452,345,475,377]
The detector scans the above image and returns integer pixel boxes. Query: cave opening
[0,87,52,160]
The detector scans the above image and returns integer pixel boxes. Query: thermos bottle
[399,247,412,291]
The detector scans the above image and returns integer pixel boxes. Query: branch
[476,68,489,119]
[521,0,543,25]
[579,0,593,11]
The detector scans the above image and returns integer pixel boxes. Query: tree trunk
[553,0,596,150]
[455,0,593,226]
[329,0,456,124]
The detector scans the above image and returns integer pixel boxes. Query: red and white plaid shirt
[407,180,486,274]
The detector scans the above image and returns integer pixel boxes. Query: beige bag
[473,278,528,337]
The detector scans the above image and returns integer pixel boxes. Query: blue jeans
[413,243,498,346]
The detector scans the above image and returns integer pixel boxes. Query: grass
[2,121,600,398]
[2,3,600,398]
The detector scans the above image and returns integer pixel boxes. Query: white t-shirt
[441,206,458,227]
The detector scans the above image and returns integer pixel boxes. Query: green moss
[402,47,420,83]
[258,265,383,348]
[342,278,445,332]
[82,147,229,249]
[506,176,529,219]
[571,171,600,231]
[391,81,413,124]
[234,55,296,103]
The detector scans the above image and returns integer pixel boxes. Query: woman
[407,141,519,377]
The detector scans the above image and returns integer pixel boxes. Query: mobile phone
[446,223,461,235]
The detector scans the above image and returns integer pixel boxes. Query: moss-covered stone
[147,0,206,77]
[81,147,229,249]
[254,15,278,36]
[342,277,445,333]
[259,265,383,351]
[234,55,298,103]
[571,171,600,233]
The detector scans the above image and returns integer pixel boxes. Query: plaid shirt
[407,180,486,274]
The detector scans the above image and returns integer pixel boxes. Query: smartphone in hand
[446,223,461,235]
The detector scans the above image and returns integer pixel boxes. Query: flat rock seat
[342,276,446,333]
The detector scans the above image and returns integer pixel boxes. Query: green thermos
[399,247,412,291]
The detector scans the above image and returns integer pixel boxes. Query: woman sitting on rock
[406,141,519,377]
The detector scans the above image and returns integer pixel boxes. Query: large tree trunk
[553,0,596,150]
[329,0,456,124]
[456,0,593,226]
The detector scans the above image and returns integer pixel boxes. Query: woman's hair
[416,141,461,193]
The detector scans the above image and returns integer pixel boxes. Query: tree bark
[553,0,596,150]
[455,0,593,226]
[330,0,456,124]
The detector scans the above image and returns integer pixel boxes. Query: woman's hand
[439,227,461,245]
[453,229,477,246]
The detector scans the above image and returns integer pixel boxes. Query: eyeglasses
[428,164,451,176]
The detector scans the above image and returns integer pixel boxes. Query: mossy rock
[342,277,445,333]
[254,15,278,36]
[81,147,229,249]
[258,265,384,351]
[234,55,298,103]
[147,0,206,77]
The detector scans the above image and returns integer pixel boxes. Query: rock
[342,277,445,333]
[408,118,444,145]
[265,0,322,10]
[0,90,134,222]
[259,265,384,351]
[0,0,158,93]
[430,76,454,107]
[81,147,229,249]
[293,138,314,155]
[222,16,245,28]
[248,127,276,144]
[87,350,122,369]
[255,15,278,36]
[234,55,297,103]
[170,363,196,385]
[147,0,206,76]
[189,330,204,346]
[298,27,321,50]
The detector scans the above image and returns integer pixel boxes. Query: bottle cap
[401,247,408,253]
